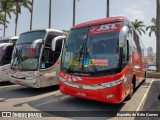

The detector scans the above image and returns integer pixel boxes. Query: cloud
[139,0,151,6]
[123,4,146,21]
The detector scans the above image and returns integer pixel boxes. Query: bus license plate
[76,91,86,97]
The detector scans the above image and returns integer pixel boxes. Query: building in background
[153,53,156,65]
[147,47,154,65]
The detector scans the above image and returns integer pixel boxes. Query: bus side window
[54,39,63,63]
[41,48,54,69]
[4,46,14,65]
[45,33,56,47]
[122,40,129,67]
[40,39,63,69]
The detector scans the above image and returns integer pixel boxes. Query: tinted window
[16,31,46,44]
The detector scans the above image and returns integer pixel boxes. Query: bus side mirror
[52,36,66,51]
[119,26,129,48]
[31,39,43,48]
[31,39,43,56]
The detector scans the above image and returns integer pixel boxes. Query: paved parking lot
[0,78,159,120]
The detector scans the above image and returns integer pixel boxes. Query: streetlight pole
[73,0,76,26]
[106,0,109,17]
[49,0,52,28]
[30,0,34,30]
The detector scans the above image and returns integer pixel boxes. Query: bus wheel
[126,76,136,100]
[142,71,147,83]
[126,83,134,100]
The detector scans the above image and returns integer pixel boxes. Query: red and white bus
[57,16,147,103]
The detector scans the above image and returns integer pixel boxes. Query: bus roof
[72,16,129,29]
[10,36,19,40]
[0,43,8,47]
[20,29,64,35]
[0,36,19,43]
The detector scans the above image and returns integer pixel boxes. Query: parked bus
[0,36,19,82]
[56,16,147,103]
[10,29,66,88]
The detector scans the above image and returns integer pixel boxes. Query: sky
[0,0,156,53]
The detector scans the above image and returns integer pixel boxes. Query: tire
[126,83,134,100]
[126,76,136,100]
[142,71,147,83]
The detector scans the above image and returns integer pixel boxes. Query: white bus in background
[10,29,66,88]
[0,36,19,82]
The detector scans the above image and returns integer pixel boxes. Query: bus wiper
[66,42,85,73]
[11,47,22,70]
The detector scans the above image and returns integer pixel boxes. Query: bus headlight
[100,79,123,88]
[25,76,37,80]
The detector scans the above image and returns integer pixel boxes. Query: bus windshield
[61,22,122,76]
[11,31,46,71]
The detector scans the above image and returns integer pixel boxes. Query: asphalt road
[135,79,160,120]
[0,78,159,120]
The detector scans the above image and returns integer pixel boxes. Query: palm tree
[0,13,4,25]
[132,19,146,36]
[106,0,109,17]
[30,0,34,30]
[13,0,32,35]
[0,0,16,37]
[146,18,156,37]
[156,0,160,72]
[48,0,52,28]
[0,13,9,26]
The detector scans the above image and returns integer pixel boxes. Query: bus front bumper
[59,81,123,104]
[10,77,39,88]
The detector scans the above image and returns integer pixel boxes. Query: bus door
[121,39,133,97]
[39,33,63,87]
[119,25,132,97]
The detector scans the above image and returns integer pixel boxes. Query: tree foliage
[132,19,146,36]
[146,18,156,37]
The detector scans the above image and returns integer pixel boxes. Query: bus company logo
[97,24,117,31]
[90,26,98,32]
[64,74,82,82]
[89,22,121,35]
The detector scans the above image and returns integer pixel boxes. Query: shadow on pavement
[135,80,160,120]
[141,80,160,111]
[12,79,151,119]
[0,85,59,101]
[15,92,126,119]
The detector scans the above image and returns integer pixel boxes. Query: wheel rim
[130,83,133,96]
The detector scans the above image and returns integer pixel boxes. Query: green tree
[146,18,156,37]
[156,0,160,72]
[132,19,146,36]
[13,0,32,35]
[0,13,9,26]
[0,0,16,37]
